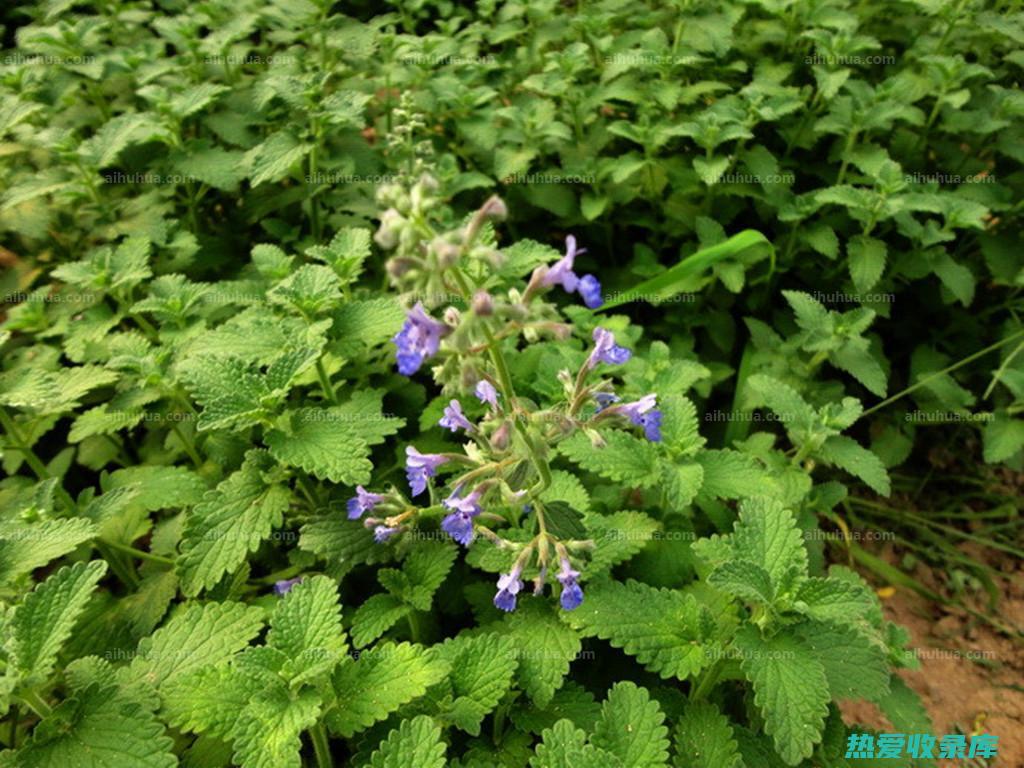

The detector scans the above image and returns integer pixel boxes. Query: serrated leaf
[531,719,623,768]
[561,580,711,681]
[673,702,742,768]
[818,435,891,496]
[847,235,887,293]
[350,594,411,649]
[178,455,291,596]
[0,518,97,585]
[328,642,449,737]
[504,602,582,708]
[126,602,264,690]
[591,681,670,767]
[733,625,829,766]
[559,431,661,487]
[695,449,770,500]
[795,620,890,702]
[16,682,176,768]
[10,561,107,684]
[228,683,321,768]
[368,714,447,768]
[432,633,517,735]
[267,574,346,665]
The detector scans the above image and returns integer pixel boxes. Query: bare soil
[841,544,1024,768]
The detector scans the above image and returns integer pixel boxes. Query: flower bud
[472,290,494,316]
[443,306,462,326]
[490,420,511,451]
[479,195,508,221]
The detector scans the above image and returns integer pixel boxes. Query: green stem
[0,406,75,510]
[17,690,52,720]
[95,541,140,588]
[309,722,333,768]
[690,660,721,701]
[835,128,859,185]
[406,611,423,643]
[861,329,1024,418]
[101,539,175,566]
[169,421,203,468]
[316,359,338,404]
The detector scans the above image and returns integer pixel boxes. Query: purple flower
[617,394,662,441]
[273,577,302,596]
[586,327,632,369]
[493,564,524,612]
[541,235,584,293]
[374,525,400,543]
[593,392,620,412]
[578,274,603,309]
[406,446,448,497]
[439,399,474,433]
[557,559,583,611]
[441,487,483,547]
[347,485,384,520]
[475,380,499,408]
[392,302,446,376]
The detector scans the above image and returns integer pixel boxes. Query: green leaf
[378,543,457,611]
[245,131,311,187]
[126,601,264,690]
[327,642,450,737]
[818,435,891,496]
[351,593,411,649]
[983,413,1024,463]
[0,518,97,585]
[695,449,771,500]
[795,620,890,702]
[531,719,623,768]
[731,497,808,598]
[9,561,107,684]
[559,431,661,487]
[161,664,265,741]
[847,236,887,293]
[542,501,588,540]
[432,633,518,735]
[178,453,291,596]
[16,683,176,768]
[673,702,742,768]
[708,559,775,605]
[599,230,773,310]
[733,625,829,766]
[368,715,447,768]
[504,602,582,708]
[228,683,321,768]
[267,575,346,668]
[561,580,711,681]
[266,397,403,485]
[591,682,670,767]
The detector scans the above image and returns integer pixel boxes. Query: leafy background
[0,0,1022,766]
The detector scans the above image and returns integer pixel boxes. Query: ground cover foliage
[0,0,1022,766]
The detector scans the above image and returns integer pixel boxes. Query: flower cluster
[345,182,665,613]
